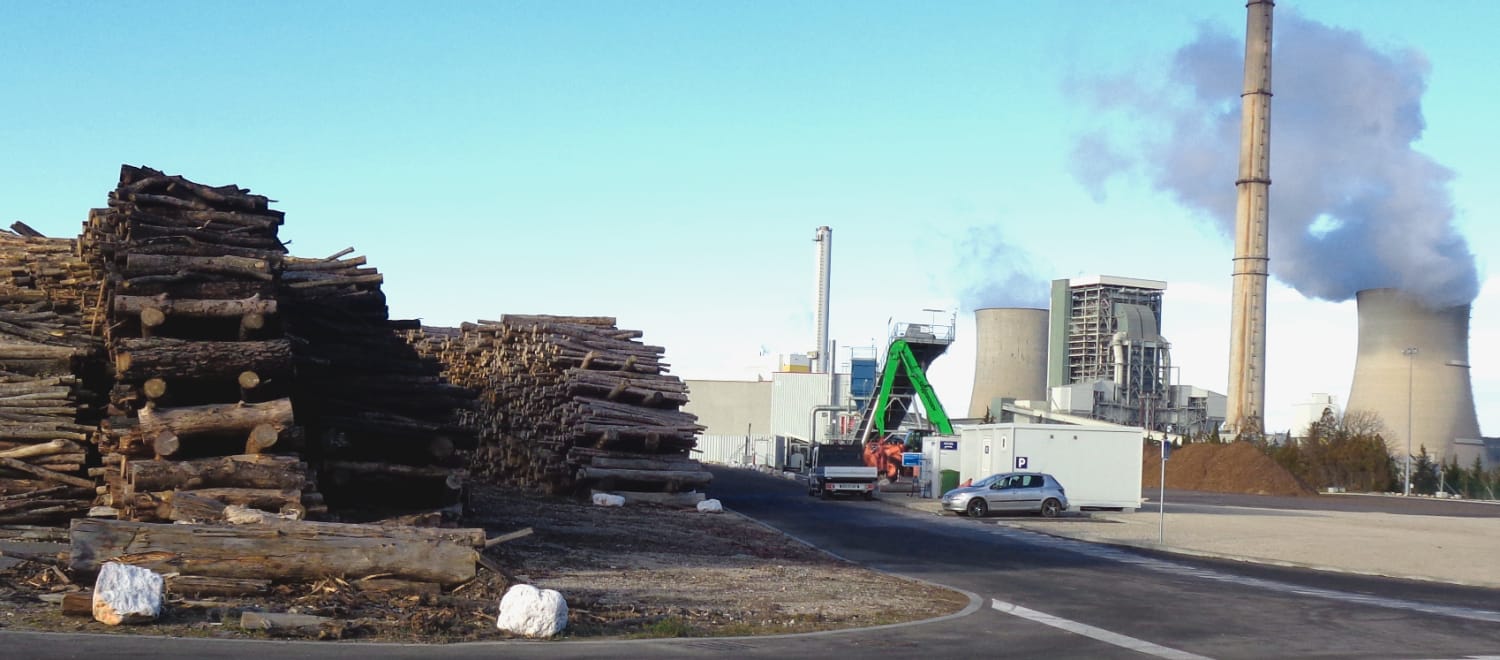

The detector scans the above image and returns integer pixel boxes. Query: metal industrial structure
[968,307,1048,417]
[855,317,956,442]
[1345,288,1481,468]
[1044,276,1223,437]
[1225,0,1275,437]
[813,226,832,373]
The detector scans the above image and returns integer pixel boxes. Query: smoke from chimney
[952,225,1050,311]
[1070,13,1478,306]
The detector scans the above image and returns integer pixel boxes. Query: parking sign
[1015,456,1029,469]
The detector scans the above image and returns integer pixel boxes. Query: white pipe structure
[1226,0,1274,436]
[813,226,833,373]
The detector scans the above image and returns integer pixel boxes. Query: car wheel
[862,491,875,501]
[966,499,988,518]
[1041,498,1062,518]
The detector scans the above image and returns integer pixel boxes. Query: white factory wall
[683,379,773,436]
[769,372,851,443]
[695,434,782,468]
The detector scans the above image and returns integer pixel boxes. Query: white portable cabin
[955,423,1143,510]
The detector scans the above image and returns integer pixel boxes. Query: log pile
[410,315,706,496]
[0,230,107,524]
[80,165,317,522]
[280,249,476,517]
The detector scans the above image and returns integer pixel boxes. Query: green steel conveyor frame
[869,339,954,437]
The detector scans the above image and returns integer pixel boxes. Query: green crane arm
[871,339,954,437]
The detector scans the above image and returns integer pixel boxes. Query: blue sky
[3,2,1497,435]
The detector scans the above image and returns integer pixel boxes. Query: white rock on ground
[696,498,723,513]
[591,493,624,507]
[496,584,568,638]
[92,562,163,625]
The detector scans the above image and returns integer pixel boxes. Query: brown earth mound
[1143,441,1316,497]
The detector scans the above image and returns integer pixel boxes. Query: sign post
[1158,439,1171,544]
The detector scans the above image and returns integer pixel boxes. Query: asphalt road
[4,468,1498,659]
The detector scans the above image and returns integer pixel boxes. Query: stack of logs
[79,165,318,522]
[0,229,107,524]
[280,249,476,518]
[411,315,708,500]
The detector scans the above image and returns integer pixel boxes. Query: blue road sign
[901,452,922,467]
[1015,456,1029,469]
[940,440,958,451]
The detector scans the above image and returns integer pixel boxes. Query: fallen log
[69,518,481,585]
[126,454,306,492]
[113,294,277,319]
[114,339,291,381]
[135,398,293,442]
[167,575,270,597]
[575,466,713,486]
[0,457,94,488]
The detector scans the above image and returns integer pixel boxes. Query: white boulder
[696,498,723,513]
[496,584,568,638]
[591,493,625,507]
[92,562,163,625]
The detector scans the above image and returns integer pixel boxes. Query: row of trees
[1249,410,1498,498]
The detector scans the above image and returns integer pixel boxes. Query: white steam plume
[1071,13,1478,306]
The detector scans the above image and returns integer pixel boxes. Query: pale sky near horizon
[2,2,1496,435]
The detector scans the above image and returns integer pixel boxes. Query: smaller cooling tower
[969,308,1049,418]
[1345,288,1480,464]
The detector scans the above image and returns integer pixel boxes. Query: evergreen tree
[1411,445,1438,495]
[1441,457,1463,496]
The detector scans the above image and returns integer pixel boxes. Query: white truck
[806,443,878,499]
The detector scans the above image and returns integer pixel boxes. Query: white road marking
[992,599,1213,660]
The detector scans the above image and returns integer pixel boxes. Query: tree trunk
[115,338,292,381]
[114,294,277,319]
[70,518,481,585]
[134,398,293,444]
[127,454,307,492]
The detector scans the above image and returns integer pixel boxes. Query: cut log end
[245,424,279,454]
[143,378,168,400]
[237,371,261,390]
[152,430,180,458]
[139,307,166,328]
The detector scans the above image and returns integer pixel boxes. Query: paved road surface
[3,467,1497,658]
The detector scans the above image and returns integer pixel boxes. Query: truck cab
[806,443,878,499]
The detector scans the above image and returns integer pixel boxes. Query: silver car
[941,472,1068,518]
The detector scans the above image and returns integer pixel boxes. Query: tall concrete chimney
[1345,288,1480,466]
[1226,0,1274,436]
[968,308,1048,418]
[813,226,832,373]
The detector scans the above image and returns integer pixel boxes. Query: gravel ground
[0,484,968,642]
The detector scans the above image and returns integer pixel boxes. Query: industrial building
[997,275,1228,438]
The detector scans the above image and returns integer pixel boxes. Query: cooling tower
[969,308,1049,418]
[1345,288,1480,465]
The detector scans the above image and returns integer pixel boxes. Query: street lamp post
[1402,347,1418,496]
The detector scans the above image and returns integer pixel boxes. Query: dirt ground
[0,484,968,642]
[1142,441,1316,496]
